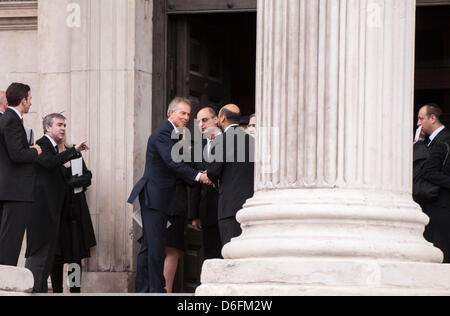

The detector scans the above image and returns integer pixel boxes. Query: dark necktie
[55,145,59,153]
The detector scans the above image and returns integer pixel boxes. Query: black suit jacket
[189,139,219,227]
[26,136,80,257]
[0,108,39,202]
[422,128,450,210]
[128,120,199,216]
[207,126,255,220]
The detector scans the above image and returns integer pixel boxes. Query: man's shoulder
[152,120,173,137]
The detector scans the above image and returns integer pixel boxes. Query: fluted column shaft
[256,0,414,191]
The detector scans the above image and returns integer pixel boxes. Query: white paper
[132,208,171,229]
[415,126,423,142]
[71,157,83,194]
[133,208,143,228]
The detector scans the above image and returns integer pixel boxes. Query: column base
[196,259,450,296]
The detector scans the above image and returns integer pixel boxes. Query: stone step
[0,265,33,295]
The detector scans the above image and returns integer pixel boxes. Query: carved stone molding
[0,1,37,31]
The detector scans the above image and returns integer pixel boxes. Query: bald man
[206,104,255,246]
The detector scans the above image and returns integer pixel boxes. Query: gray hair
[167,97,192,117]
[42,113,66,134]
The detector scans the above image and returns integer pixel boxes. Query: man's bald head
[218,104,241,130]
[0,91,7,113]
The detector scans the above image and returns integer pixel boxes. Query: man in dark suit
[207,104,255,247]
[189,107,223,259]
[128,97,212,293]
[0,90,7,229]
[0,83,42,266]
[417,103,450,263]
[24,113,89,292]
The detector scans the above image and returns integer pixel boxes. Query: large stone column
[197,0,450,296]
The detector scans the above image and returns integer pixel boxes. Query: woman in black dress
[50,142,96,293]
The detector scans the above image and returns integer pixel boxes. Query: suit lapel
[430,128,449,147]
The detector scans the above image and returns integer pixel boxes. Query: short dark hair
[6,83,30,107]
[221,108,241,124]
[199,107,217,118]
[425,103,443,120]
[43,113,66,134]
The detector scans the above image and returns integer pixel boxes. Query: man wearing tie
[128,97,212,293]
[189,107,223,259]
[0,91,7,229]
[417,103,450,263]
[25,113,89,292]
[0,83,42,267]
[207,104,255,247]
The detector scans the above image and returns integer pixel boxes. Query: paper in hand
[133,208,143,228]
[415,126,423,143]
[71,157,83,194]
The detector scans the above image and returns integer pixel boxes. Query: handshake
[199,171,214,187]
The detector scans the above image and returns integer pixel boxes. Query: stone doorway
[152,0,257,293]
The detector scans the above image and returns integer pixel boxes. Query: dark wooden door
[168,15,231,293]
[169,15,231,130]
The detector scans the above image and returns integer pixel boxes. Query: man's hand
[30,144,42,156]
[75,141,90,152]
[192,219,202,232]
[199,172,213,186]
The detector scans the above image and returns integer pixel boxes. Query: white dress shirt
[168,119,201,182]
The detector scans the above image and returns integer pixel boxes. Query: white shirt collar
[168,119,179,134]
[9,107,23,120]
[45,134,58,148]
[224,124,239,134]
[429,125,446,146]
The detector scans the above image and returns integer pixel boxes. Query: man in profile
[0,83,42,267]
[128,97,212,293]
[416,103,450,263]
[207,104,255,246]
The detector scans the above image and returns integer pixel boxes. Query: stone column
[38,0,72,117]
[197,0,450,296]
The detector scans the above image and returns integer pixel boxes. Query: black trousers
[202,224,223,259]
[218,216,242,247]
[25,226,60,293]
[50,261,82,293]
[0,201,31,266]
[0,203,3,237]
[136,193,169,293]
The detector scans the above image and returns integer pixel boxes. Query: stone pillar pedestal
[0,265,33,296]
[196,0,450,296]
